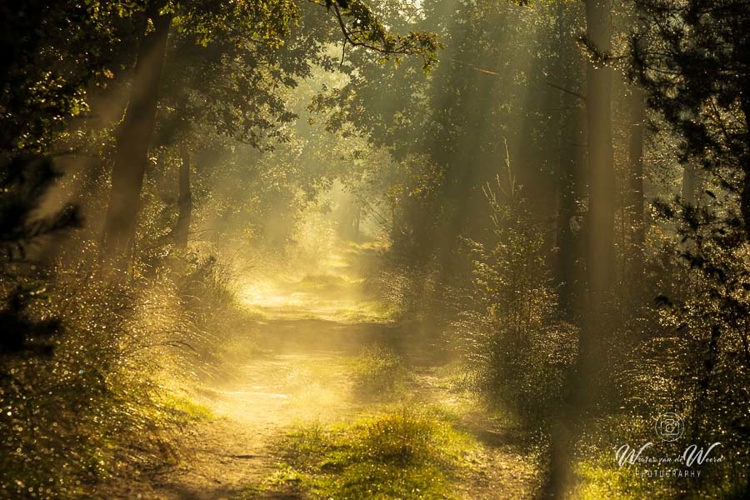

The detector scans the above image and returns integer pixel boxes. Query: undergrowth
[248,407,478,499]
[572,413,742,499]
[0,246,232,498]
[351,345,409,399]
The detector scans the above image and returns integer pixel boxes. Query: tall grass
[250,407,477,499]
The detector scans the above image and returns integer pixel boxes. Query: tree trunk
[584,0,616,300]
[628,87,646,247]
[543,4,587,498]
[174,145,192,249]
[575,0,615,451]
[627,87,646,298]
[102,10,171,267]
[552,5,585,322]
[740,93,750,241]
[580,0,616,381]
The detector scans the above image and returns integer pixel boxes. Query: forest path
[112,240,538,499]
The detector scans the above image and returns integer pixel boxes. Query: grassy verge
[247,407,478,499]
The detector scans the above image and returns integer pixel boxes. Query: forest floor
[99,241,540,499]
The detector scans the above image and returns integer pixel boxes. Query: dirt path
[142,346,538,499]
[103,241,539,498]
[146,348,368,499]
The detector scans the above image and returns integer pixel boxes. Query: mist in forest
[1,0,749,499]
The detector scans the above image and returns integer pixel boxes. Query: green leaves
[323,0,440,71]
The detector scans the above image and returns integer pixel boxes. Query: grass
[351,345,409,399]
[247,407,478,499]
[569,414,746,499]
[152,393,214,425]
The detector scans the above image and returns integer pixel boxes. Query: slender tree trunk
[174,145,192,249]
[740,93,750,241]
[555,133,578,319]
[553,7,615,498]
[102,10,171,266]
[580,0,616,385]
[628,87,646,247]
[584,0,616,300]
[552,6,585,322]
[627,87,646,297]
[544,4,588,498]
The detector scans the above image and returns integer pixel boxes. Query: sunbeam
[1,1,748,498]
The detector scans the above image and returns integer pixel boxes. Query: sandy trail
[146,348,368,499]
[136,242,397,499]
[102,241,538,499]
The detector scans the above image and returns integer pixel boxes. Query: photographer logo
[615,412,724,479]
[655,412,684,442]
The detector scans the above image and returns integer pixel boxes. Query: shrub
[454,164,577,427]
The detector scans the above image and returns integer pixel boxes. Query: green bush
[454,168,577,427]
[0,241,230,498]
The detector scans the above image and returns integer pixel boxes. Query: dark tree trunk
[741,93,750,241]
[552,8,585,322]
[543,5,588,499]
[102,10,171,266]
[628,87,646,247]
[578,0,616,387]
[174,145,192,249]
[627,87,646,296]
[584,0,616,300]
[555,145,576,319]
[569,1,615,478]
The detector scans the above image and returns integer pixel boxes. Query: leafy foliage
[0,156,80,360]
[455,153,577,425]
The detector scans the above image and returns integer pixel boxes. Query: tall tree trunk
[562,6,616,495]
[584,0,616,301]
[740,93,750,241]
[627,87,646,295]
[544,4,588,498]
[102,10,171,266]
[174,145,192,249]
[628,87,646,247]
[555,126,578,320]
[552,6,585,322]
[580,0,616,388]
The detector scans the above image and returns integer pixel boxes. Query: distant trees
[0,0,438,369]
[98,0,438,268]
